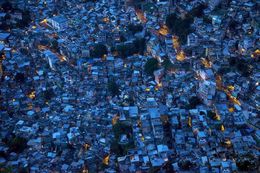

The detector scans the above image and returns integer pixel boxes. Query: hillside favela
[0,0,259,173]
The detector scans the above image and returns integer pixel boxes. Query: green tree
[16,10,32,28]
[178,160,195,170]
[127,24,143,35]
[162,58,174,71]
[112,122,132,139]
[144,58,159,76]
[108,80,120,97]
[166,13,193,44]
[165,3,207,44]
[51,39,59,51]
[90,44,108,58]
[189,4,207,18]
[15,73,25,83]
[0,165,13,173]
[1,1,13,12]
[111,122,135,156]
[188,96,202,109]
[133,38,146,55]
[236,154,258,171]
[7,136,27,153]
[43,88,55,101]
[117,44,136,58]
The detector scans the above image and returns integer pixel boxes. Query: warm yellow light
[28,91,36,99]
[201,58,212,68]
[228,107,234,112]
[103,17,109,23]
[32,26,37,29]
[84,143,90,150]
[59,55,67,62]
[229,95,241,106]
[112,115,119,125]
[103,155,110,165]
[158,25,169,36]
[145,88,150,92]
[215,114,221,121]
[188,117,192,127]
[227,85,235,91]
[224,139,231,145]
[172,36,180,49]
[176,50,185,61]
[82,169,88,173]
[40,19,48,24]
[220,124,225,131]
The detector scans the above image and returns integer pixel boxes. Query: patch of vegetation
[166,4,207,44]
[115,38,146,58]
[43,88,55,101]
[162,58,174,71]
[236,153,258,171]
[0,1,32,30]
[107,79,120,97]
[178,160,196,170]
[0,165,13,173]
[187,96,202,109]
[229,57,253,77]
[15,73,26,83]
[144,58,159,76]
[110,122,134,156]
[127,24,143,35]
[90,44,108,58]
[6,136,28,153]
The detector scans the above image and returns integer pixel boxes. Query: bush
[51,40,59,51]
[16,10,32,28]
[90,44,108,58]
[229,57,252,77]
[7,137,27,153]
[117,44,136,58]
[112,122,133,139]
[236,154,258,171]
[166,4,207,44]
[178,160,195,170]
[1,1,13,12]
[108,80,120,97]
[15,73,25,83]
[144,58,159,76]
[43,88,55,101]
[0,165,13,173]
[127,24,143,35]
[189,4,207,18]
[115,38,146,58]
[162,58,174,71]
[133,38,146,55]
[111,122,134,156]
[166,13,193,44]
[188,96,202,109]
